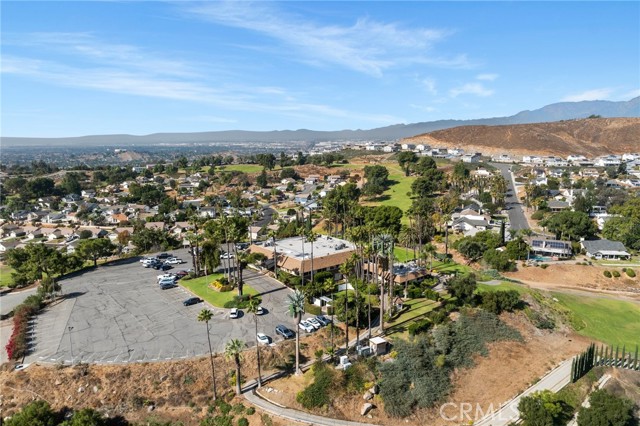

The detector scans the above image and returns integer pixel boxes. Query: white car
[307,317,322,329]
[256,306,265,315]
[166,257,184,264]
[220,252,235,259]
[230,308,240,319]
[298,320,314,333]
[257,333,270,345]
[157,273,174,282]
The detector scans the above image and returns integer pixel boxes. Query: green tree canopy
[76,238,115,266]
[540,211,598,241]
[446,274,477,304]
[577,389,635,426]
[4,400,58,426]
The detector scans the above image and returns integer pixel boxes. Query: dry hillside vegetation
[406,117,640,157]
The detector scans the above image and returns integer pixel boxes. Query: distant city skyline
[2,1,639,137]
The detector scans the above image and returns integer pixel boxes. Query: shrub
[237,417,249,426]
[626,269,636,278]
[423,289,440,301]
[612,270,620,278]
[408,319,432,336]
[211,280,234,292]
[539,264,549,269]
[480,290,521,315]
[603,270,612,278]
[216,400,232,415]
[246,407,255,415]
[296,363,333,409]
[304,303,322,316]
[531,210,545,220]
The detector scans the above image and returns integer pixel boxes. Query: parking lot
[25,249,314,365]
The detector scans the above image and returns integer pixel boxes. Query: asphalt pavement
[20,249,306,365]
[491,162,531,231]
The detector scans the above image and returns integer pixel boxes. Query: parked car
[157,273,174,282]
[160,282,176,290]
[315,315,331,326]
[158,277,176,286]
[275,325,295,339]
[229,308,240,319]
[298,320,314,333]
[255,306,265,315]
[166,257,184,264]
[220,252,234,259]
[158,253,172,259]
[174,270,189,278]
[256,333,270,345]
[160,264,172,271]
[307,317,322,329]
[183,297,202,306]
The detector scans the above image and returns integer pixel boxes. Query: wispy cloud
[449,82,494,97]
[184,1,468,77]
[476,73,498,81]
[421,77,438,95]
[561,88,613,102]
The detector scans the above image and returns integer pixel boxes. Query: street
[492,162,531,231]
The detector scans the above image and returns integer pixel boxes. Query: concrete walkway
[245,389,379,426]
[475,359,573,426]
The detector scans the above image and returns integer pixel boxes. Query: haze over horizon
[2,1,639,138]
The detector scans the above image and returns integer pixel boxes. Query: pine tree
[634,345,639,371]
[621,344,626,368]
[571,358,577,383]
[615,345,620,367]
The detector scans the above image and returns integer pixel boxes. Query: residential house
[382,145,398,153]
[327,175,342,185]
[581,239,631,260]
[580,168,600,178]
[448,148,464,156]
[0,240,22,254]
[492,154,513,163]
[527,238,572,259]
[547,200,571,212]
[401,143,416,151]
[415,144,430,152]
[81,189,96,199]
[305,175,320,185]
[461,153,481,163]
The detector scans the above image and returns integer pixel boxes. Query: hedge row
[5,294,44,360]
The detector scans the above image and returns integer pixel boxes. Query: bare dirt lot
[504,263,640,296]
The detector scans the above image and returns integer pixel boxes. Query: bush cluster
[603,270,612,278]
[5,294,43,360]
[408,319,432,336]
[480,290,521,315]
[612,270,621,278]
[626,268,636,278]
[211,280,234,292]
[296,363,333,409]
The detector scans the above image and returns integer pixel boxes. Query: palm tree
[306,230,317,286]
[287,289,306,375]
[247,297,263,388]
[421,242,437,270]
[197,309,217,401]
[267,229,278,277]
[225,339,245,395]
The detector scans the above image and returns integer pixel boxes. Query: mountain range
[2,97,639,147]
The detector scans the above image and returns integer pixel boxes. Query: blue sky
[2,1,639,137]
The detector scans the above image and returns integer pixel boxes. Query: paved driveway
[24,250,302,365]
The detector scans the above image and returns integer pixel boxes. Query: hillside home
[0,240,22,253]
[327,175,342,185]
[416,144,430,152]
[581,239,631,260]
[461,153,481,163]
[547,200,571,212]
[594,156,622,167]
[448,148,464,156]
[383,145,398,153]
[492,154,513,163]
[305,175,320,185]
[401,143,416,151]
[580,168,600,178]
[527,238,572,259]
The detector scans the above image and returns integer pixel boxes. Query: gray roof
[581,239,628,253]
[548,200,570,209]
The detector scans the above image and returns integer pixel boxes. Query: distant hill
[406,117,640,157]
[2,97,638,147]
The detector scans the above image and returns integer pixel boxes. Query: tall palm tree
[267,229,278,277]
[287,289,306,375]
[225,339,245,395]
[422,242,437,270]
[306,230,317,287]
[247,297,263,388]
[197,309,217,401]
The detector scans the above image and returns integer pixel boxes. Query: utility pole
[68,326,74,364]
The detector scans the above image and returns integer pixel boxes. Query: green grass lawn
[431,260,474,275]
[219,164,269,173]
[363,163,416,220]
[180,273,258,308]
[386,297,440,337]
[0,264,15,287]
[551,292,640,348]
[477,282,640,348]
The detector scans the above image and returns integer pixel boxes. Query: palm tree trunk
[295,315,302,375]
[206,323,217,401]
[344,288,349,352]
[254,316,262,387]
[234,356,242,395]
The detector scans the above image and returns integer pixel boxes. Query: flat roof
[265,235,356,260]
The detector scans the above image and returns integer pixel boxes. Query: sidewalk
[245,388,379,426]
[475,359,573,426]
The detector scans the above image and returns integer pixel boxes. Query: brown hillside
[406,117,640,157]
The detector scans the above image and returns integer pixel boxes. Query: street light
[68,326,74,364]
